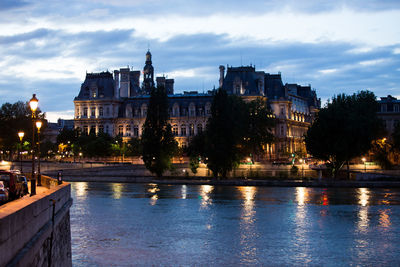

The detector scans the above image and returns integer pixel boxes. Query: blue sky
[0,0,399,122]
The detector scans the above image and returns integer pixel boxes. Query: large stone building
[74,51,320,160]
[377,95,400,139]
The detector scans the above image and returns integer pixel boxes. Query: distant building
[220,65,320,158]
[74,51,320,159]
[377,95,400,138]
[42,119,75,143]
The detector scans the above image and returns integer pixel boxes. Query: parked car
[0,181,9,203]
[0,170,27,200]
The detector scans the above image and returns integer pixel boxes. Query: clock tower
[142,50,154,93]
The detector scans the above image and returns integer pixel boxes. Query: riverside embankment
[30,162,400,188]
[0,175,72,267]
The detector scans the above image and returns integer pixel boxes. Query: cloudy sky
[0,0,399,122]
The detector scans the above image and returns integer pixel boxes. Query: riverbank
[45,170,400,188]
[9,161,400,188]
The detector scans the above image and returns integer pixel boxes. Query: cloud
[0,0,29,11]
[0,0,399,117]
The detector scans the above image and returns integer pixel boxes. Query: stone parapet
[0,181,72,267]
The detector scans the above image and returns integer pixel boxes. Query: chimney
[114,70,120,98]
[219,65,225,88]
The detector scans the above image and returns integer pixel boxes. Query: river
[70,182,400,266]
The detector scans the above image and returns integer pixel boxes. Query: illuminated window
[181,125,187,136]
[189,124,194,136]
[126,124,131,133]
[172,125,178,136]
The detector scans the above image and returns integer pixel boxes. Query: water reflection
[70,183,400,266]
[294,187,310,261]
[181,185,187,199]
[238,186,257,222]
[74,182,88,199]
[148,184,159,205]
[238,186,258,264]
[111,183,123,199]
[358,188,369,207]
[357,207,369,232]
[296,187,308,206]
[199,185,214,207]
[379,209,391,229]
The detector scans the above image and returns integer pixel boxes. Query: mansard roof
[264,73,285,99]
[75,71,115,100]
[222,66,261,95]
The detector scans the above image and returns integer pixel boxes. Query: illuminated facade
[377,95,400,138]
[74,51,320,159]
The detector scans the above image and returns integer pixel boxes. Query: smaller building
[377,95,400,137]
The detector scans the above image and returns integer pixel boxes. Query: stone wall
[0,182,72,267]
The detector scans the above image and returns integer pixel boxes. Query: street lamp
[18,131,24,172]
[29,94,38,196]
[362,157,366,173]
[299,158,304,177]
[36,120,42,186]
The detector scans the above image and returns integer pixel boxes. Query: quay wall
[0,181,72,267]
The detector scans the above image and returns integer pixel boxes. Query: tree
[141,86,178,177]
[305,91,384,177]
[0,101,45,160]
[188,91,275,178]
[242,97,275,161]
[201,89,248,178]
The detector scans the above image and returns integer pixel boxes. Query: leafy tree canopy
[141,86,178,177]
[305,90,384,176]
[188,90,275,178]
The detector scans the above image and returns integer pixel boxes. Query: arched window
[118,125,123,135]
[189,124,195,136]
[172,124,178,136]
[197,124,203,133]
[181,124,187,136]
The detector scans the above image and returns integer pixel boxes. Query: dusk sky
[0,0,399,122]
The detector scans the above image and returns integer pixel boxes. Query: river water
[70,182,400,266]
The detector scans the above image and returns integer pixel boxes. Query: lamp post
[29,94,38,196]
[299,159,304,177]
[18,131,24,173]
[36,120,42,186]
[362,157,366,173]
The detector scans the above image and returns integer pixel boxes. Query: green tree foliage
[126,138,142,157]
[243,97,275,161]
[305,91,384,177]
[0,101,45,159]
[141,86,178,177]
[204,89,247,178]
[188,90,275,178]
[70,131,113,158]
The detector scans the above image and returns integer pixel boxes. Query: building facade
[74,51,320,159]
[377,95,400,139]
